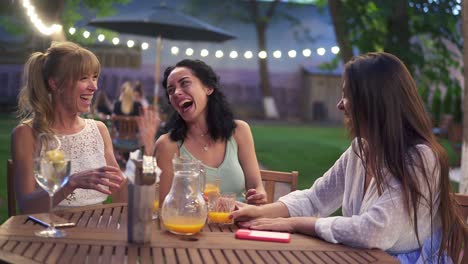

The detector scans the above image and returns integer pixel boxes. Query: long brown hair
[18,41,100,134]
[344,52,466,262]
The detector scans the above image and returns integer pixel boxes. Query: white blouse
[279,140,441,254]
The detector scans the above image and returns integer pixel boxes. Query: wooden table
[0,203,397,263]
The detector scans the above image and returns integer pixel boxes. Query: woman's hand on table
[68,166,124,194]
[237,216,318,236]
[245,189,267,205]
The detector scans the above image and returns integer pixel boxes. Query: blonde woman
[113,82,142,116]
[11,41,126,214]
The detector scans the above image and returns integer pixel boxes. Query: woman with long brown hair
[231,52,466,263]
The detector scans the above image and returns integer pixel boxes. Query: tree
[185,0,309,119]
[324,0,462,99]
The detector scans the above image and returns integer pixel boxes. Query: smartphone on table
[28,213,76,228]
[235,229,291,243]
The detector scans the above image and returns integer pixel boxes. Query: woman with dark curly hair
[154,59,267,205]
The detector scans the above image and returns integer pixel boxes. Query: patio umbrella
[88,4,236,106]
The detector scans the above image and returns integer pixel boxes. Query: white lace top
[56,119,108,207]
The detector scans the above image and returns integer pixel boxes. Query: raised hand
[67,166,124,194]
[136,107,160,155]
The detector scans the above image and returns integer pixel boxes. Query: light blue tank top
[179,137,246,201]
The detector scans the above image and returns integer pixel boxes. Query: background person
[231,52,466,263]
[113,81,142,116]
[11,41,126,213]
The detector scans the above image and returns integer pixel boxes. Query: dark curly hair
[162,59,236,142]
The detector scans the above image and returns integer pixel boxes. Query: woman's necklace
[191,132,211,152]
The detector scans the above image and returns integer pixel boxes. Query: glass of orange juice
[204,177,220,200]
[207,192,236,224]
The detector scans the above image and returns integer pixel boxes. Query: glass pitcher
[161,156,207,235]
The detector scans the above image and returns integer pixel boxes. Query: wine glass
[33,133,71,238]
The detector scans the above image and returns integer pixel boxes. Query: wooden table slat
[127,245,138,264]
[151,247,164,263]
[120,207,128,227]
[210,249,227,263]
[175,248,190,263]
[109,206,122,229]
[164,248,177,263]
[302,251,327,264]
[335,251,359,264]
[280,251,302,264]
[245,249,265,264]
[33,242,53,262]
[97,207,113,229]
[113,245,126,264]
[1,240,18,252]
[22,241,42,259]
[77,209,93,228]
[187,248,203,264]
[257,250,277,264]
[56,243,78,263]
[70,244,90,264]
[101,245,114,264]
[45,243,65,264]
[198,248,215,264]
[87,208,104,228]
[87,245,102,264]
[12,241,30,255]
[269,250,289,264]
[139,246,151,264]
[0,249,41,264]
[233,249,254,264]
[223,249,240,264]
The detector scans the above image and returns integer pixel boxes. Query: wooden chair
[7,159,16,216]
[110,116,141,166]
[260,169,298,203]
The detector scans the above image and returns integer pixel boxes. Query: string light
[97,34,105,42]
[229,51,238,59]
[201,49,209,57]
[302,49,312,57]
[273,50,282,59]
[112,37,120,45]
[171,46,179,55]
[68,27,76,35]
[127,40,135,48]
[215,50,224,58]
[288,50,297,58]
[21,0,62,35]
[185,48,194,56]
[141,42,149,50]
[83,31,90,39]
[258,51,267,59]
[331,46,340,54]
[317,47,326,56]
[244,51,253,59]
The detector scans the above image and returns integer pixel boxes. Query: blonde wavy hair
[118,81,135,115]
[17,41,100,134]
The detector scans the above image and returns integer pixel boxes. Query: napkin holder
[127,155,156,244]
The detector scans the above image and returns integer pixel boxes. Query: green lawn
[0,114,461,223]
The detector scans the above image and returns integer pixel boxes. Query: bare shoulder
[155,133,178,153]
[11,124,34,141]
[94,120,109,133]
[233,120,252,137]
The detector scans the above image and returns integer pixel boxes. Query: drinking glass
[152,182,160,220]
[207,192,236,224]
[33,134,71,238]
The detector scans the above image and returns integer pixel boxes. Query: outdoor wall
[301,68,342,123]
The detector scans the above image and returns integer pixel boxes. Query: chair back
[7,159,16,216]
[110,115,139,142]
[260,169,298,203]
